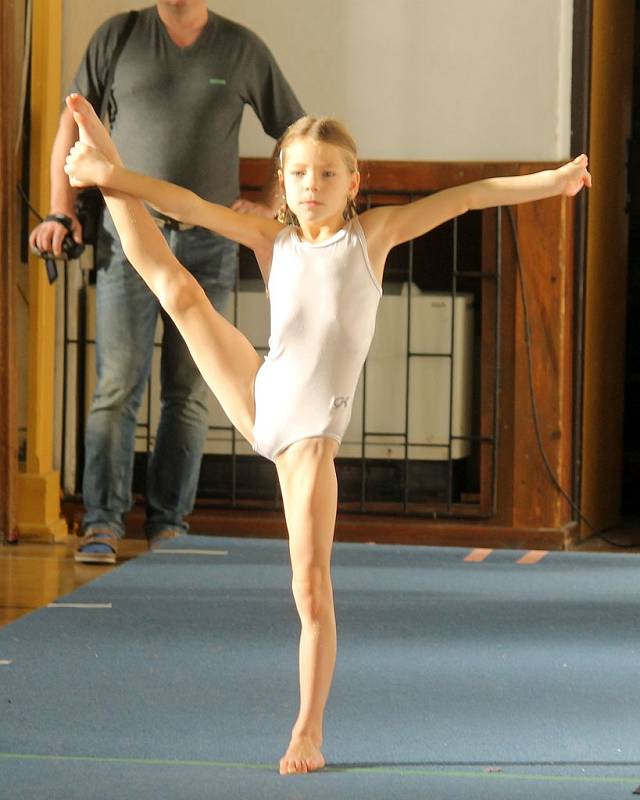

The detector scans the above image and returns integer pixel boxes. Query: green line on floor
[0,753,272,771]
[1,752,639,785]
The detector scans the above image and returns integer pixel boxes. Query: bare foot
[65,93,123,165]
[279,735,325,775]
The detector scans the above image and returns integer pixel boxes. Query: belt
[153,215,196,232]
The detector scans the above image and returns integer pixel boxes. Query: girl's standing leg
[276,437,339,775]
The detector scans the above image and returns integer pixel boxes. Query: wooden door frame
[570,0,592,522]
[15,0,67,541]
[0,0,20,543]
[580,0,635,536]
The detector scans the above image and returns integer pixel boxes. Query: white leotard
[252,217,382,461]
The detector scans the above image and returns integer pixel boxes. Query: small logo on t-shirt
[209,78,227,86]
[332,396,349,409]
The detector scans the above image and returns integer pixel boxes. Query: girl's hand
[64,142,112,188]
[557,154,592,197]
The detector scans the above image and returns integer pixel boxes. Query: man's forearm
[49,108,79,215]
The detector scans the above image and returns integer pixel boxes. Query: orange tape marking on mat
[464,548,493,562]
[516,550,548,565]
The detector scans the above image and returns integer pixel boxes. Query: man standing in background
[30,1,304,563]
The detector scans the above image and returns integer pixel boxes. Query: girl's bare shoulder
[357,206,389,234]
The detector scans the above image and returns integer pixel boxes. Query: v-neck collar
[155,8,216,54]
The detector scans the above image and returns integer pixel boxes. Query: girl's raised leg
[67,93,262,442]
[275,437,339,775]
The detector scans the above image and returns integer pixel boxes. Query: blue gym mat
[1,535,639,799]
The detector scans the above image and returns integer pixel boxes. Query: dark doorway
[622,2,640,515]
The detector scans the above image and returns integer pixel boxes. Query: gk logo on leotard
[332,396,349,409]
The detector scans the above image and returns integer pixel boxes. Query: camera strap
[100,10,139,125]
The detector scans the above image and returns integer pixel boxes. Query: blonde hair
[277,116,359,225]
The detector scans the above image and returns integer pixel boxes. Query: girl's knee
[280,437,337,466]
[303,437,336,459]
[292,567,332,623]
[158,271,202,318]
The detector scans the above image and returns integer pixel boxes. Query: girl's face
[280,138,359,229]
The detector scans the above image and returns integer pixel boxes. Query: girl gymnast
[63,92,591,775]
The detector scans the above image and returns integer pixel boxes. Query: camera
[33,213,85,283]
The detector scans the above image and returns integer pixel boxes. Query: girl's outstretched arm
[360,156,591,277]
[63,94,281,270]
[65,142,281,264]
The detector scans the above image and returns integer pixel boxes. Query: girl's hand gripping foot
[64,142,113,189]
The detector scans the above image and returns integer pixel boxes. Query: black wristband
[44,213,74,233]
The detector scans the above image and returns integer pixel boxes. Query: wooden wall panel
[511,194,574,531]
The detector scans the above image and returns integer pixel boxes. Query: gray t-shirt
[70,7,304,206]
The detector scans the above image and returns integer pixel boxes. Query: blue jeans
[82,217,238,538]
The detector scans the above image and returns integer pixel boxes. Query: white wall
[62,0,573,161]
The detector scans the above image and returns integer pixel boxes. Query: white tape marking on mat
[47,603,113,609]
[0,660,12,666]
[151,549,228,556]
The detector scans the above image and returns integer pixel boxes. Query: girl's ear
[278,169,285,192]
[349,169,361,200]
